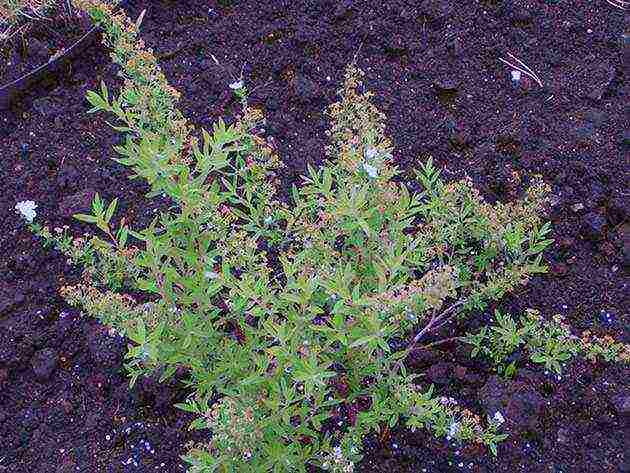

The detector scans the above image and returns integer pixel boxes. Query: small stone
[0,368,8,386]
[608,196,628,224]
[31,348,58,381]
[551,263,568,276]
[58,190,95,218]
[0,281,24,316]
[32,97,55,116]
[434,77,458,90]
[450,126,472,148]
[573,122,594,139]
[585,109,605,127]
[599,242,616,257]
[589,181,606,204]
[18,406,41,431]
[453,365,467,381]
[581,212,607,240]
[87,325,125,370]
[448,38,464,57]
[426,362,453,385]
[587,61,615,101]
[611,393,630,415]
[479,375,545,435]
[384,34,408,56]
[333,2,350,19]
[228,80,244,90]
[9,47,21,68]
[294,74,321,102]
[407,349,440,368]
[28,38,50,62]
[510,7,533,24]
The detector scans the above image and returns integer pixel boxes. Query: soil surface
[0,3,92,87]
[1,1,628,472]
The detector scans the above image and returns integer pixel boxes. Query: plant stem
[414,336,463,351]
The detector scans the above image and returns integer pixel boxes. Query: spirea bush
[27,1,601,471]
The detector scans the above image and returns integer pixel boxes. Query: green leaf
[530,353,546,363]
[174,402,198,413]
[111,125,132,133]
[117,226,129,247]
[128,229,147,241]
[240,374,265,386]
[349,335,377,349]
[189,418,208,431]
[73,213,98,224]
[105,198,118,223]
[85,90,109,112]
[358,219,371,236]
[96,220,109,233]
[389,414,399,428]
[129,320,146,345]
[100,80,109,103]
[92,193,104,215]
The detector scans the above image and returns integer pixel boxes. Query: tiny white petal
[510,70,521,82]
[492,411,505,425]
[364,147,378,160]
[362,162,378,178]
[229,80,244,90]
[204,271,219,279]
[446,421,460,440]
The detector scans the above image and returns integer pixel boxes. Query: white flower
[440,396,457,406]
[510,70,521,82]
[492,411,505,425]
[405,311,418,322]
[363,146,378,160]
[446,421,460,440]
[15,200,37,223]
[229,79,244,90]
[204,271,219,279]
[362,162,378,178]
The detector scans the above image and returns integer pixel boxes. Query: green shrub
[465,309,630,375]
[28,0,569,470]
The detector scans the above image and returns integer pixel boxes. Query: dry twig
[499,51,543,87]
[606,0,628,10]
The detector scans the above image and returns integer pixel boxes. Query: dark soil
[0,3,92,87]
[1,1,628,472]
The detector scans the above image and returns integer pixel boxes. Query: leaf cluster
[465,309,629,375]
